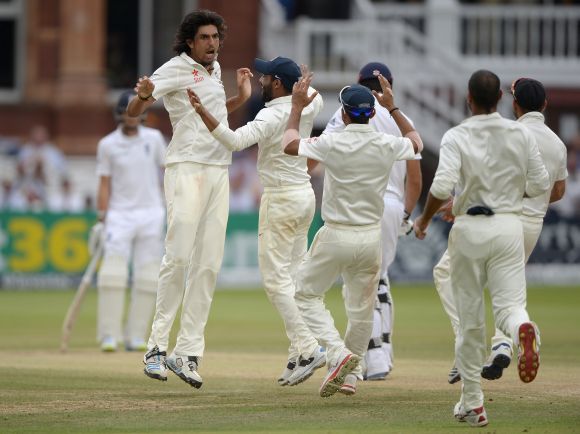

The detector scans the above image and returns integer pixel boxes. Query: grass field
[0,284,579,433]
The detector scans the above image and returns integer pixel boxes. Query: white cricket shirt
[323,100,420,202]
[96,125,166,211]
[151,53,230,166]
[298,123,416,225]
[211,91,323,188]
[519,112,568,218]
[431,112,550,216]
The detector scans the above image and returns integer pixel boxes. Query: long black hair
[173,10,227,55]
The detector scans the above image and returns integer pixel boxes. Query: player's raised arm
[283,72,318,156]
[127,76,156,116]
[226,67,253,113]
[373,74,423,154]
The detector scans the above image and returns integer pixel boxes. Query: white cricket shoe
[166,353,203,389]
[517,322,540,383]
[143,346,167,382]
[481,342,512,380]
[126,338,148,352]
[338,373,357,396]
[101,336,117,352]
[454,402,489,427]
[287,346,326,386]
[319,352,360,398]
[277,358,297,386]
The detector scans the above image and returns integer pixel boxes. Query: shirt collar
[179,52,216,75]
[462,112,503,124]
[344,123,375,132]
[265,95,292,107]
[517,111,545,124]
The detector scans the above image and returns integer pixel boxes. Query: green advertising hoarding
[0,211,324,289]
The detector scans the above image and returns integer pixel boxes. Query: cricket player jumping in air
[127,10,252,388]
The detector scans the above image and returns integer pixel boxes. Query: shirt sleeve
[322,107,345,135]
[297,134,331,162]
[430,131,461,200]
[524,129,550,198]
[96,141,111,177]
[211,108,273,152]
[151,62,177,100]
[389,136,416,161]
[556,143,569,181]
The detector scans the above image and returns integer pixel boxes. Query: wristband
[389,107,400,115]
[138,93,152,101]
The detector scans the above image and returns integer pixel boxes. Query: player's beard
[261,83,273,103]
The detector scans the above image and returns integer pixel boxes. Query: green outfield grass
[0,284,578,433]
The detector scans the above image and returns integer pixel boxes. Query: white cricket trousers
[147,162,229,357]
[295,222,381,367]
[97,207,165,343]
[258,183,319,360]
[433,214,543,348]
[447,214,530,410]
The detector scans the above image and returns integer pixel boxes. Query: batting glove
[88,222,105,255]
[399,211,414,237]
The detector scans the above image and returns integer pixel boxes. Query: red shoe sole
[518,322,540,383]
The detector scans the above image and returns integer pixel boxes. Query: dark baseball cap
[254,56,301,92]
[339,84,375,117]
[511,78,546,112]
[358,62,393,84]
[115,89,134,115]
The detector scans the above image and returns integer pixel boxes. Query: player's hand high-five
[372,74,395,110]
[236,67,253,101]
[291,70,318,109]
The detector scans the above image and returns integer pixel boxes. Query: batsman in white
[323,62,422,381]
[433,77,568,385]
[414,70,550,427]
[126,10,252,388]
[283,73,423,397]
[91,90,166,352]
[187,58,327,387]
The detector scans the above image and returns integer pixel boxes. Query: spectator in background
[551,134,580,218]
[229,146,262,212]
[17,125,68,200]
[0,180,13,210]
[47,177,84,213]
[8,163,46,211]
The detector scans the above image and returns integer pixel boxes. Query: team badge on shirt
[192,69,204,84]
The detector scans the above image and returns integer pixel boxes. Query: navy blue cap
[358,62,393,84]
[254,57,301,91]
[511,78,546,112]
[339,84,375,117]
[115,90,134,115]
